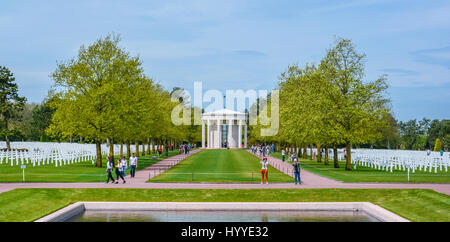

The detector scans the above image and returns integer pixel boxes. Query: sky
[0,0,449,121]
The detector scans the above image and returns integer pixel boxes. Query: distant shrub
[434,138,442,152]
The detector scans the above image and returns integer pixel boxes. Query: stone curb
[35,202,409,222]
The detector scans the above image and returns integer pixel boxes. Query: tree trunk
[387,139,390,149]
[5,136,11,150]
[147,139,151,155]
[120,143,123,158]
[142,141,146,156]
[95,141,102,167]
[303,145,307,159]
[109,139,114,163]
[333,143,339,168]
[4,119,10,150]
[345,142,352,171]
[135,141,140,157]
[324,144,329,165]
[152,140,156,154]
[317,144,321,162]
[126,142,131,159]
[310,144,313,160]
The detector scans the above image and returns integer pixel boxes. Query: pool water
[67,210,380,222]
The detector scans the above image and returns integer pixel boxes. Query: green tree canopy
[0,66,27,149]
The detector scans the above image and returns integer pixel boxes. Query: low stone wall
[35,202,409,222]
[35,202,85,222]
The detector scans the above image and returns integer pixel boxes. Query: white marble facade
[201,109,247,149]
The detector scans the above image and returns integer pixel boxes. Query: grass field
[0,150,181,183]
[150,149,293,183]
[0,188,448,222]
[270,152,450,183]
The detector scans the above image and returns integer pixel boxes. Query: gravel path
[1,149,449,195]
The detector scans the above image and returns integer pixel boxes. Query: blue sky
[1,0,449,121]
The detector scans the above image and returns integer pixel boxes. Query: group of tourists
[258,155,302,185]
[155,143,195,157]
[281,149,297,163]
[253,143,302,185]
[105,153,138,184]
[180,143,192,154]
[251,144,273,158]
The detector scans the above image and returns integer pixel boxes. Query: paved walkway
[0,149,449,195]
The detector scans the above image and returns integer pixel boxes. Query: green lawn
[0,150,181,183]
[0,188,448,222]
[150,149,293,183]
[270,152,450,183]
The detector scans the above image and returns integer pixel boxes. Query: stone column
[228,119,232,148]
[244,121,247,149]
[202,120,205,149]
[217,119,221,148]
[207,119,210,149]
[238,119,242,149]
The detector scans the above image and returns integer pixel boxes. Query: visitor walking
[105,157,115,184]
[292,158,301,184]
[121,157,127,178]
[115,158,126,184]
[129,154,137,178]
[281,149,285,162]
[165,144,169,156]
[260,157,269,185]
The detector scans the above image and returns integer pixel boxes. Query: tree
[318,37,390,170]
[427,119,450,150]
[0,66,27,149]
[378,113,399,149]
[30,98,55,141]
[47,34,143,167]
[398,119,429,150]
[434,138,442,152]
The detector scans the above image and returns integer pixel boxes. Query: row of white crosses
[0,142,177,168]
[99,144,172,156]
[281,146,449,174]
[0,142,98,167]
[351,149,449,173]
[283,147,346,161]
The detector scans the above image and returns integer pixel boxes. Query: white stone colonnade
[201,109,247,149]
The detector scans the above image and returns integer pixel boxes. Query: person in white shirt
[129,154,138,178]
[260,157,269,185]
[121,157,128,177]
[281,149,286,162]
[115,158,125,184]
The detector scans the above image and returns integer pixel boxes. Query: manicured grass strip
[0,188,448,222]
[270,152,450,183]
[0,150,181,183]
[150,149,292,183]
